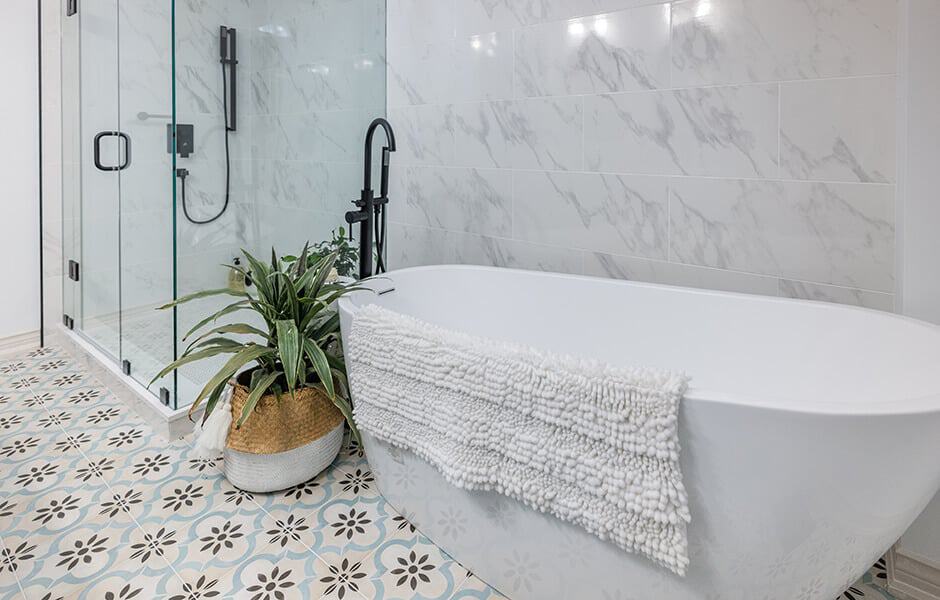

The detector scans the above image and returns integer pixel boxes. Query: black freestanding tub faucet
[345,118,396,280]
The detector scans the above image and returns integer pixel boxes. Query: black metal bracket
[68,259,80,282]
[159,387,171,407]
[167,123,194,158]
[122,360,132,376]
[66,0,77,16]
[63,314,74,330]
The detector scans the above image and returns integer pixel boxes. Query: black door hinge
[66,0,78,16]
[63,314,74,329]
[159,387,171,406]
[68,259,80,282]
[122,360,132,375]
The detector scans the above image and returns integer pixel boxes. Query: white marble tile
[387,222,457,268]
[392,166,512,236]
[247,114,305,161]
[513,171,668,258]
[454,97,583,170]
[388,41,457,108]
[669,178,895,292]
[453,233,585,274]
[254,160,360,214]
[671,0,898,87]
[388,0,456,49]
[514,4,672,97]
[454,0,669,36]
[584,85,778,177]
[584,252,780,296]
[778,280,894,312]
[253,0,382,67]
[388,105,456,166]
[780,76,897,183]
[176,64,224,116]
[453,32,514,103]
[312,109,363,163]
[251,57,379,115]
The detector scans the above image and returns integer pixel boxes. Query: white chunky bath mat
[347,304,692,575]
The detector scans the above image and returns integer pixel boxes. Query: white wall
[897,0,940,568]
[0,0,41,341]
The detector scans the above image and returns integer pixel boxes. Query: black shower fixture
[219,26,237,132]
[178,25,237,225]
[345,118,396,280]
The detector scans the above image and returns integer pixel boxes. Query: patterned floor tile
[369,536,466,600]
[0,346,899,600]
[0,533,31,597]
[228,549,322,600]
[303,553,382,600]
[172,505,274,572]
[68,559,173,600]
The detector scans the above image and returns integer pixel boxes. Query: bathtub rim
[338,264,940,418]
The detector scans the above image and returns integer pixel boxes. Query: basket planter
[224,380,345,493]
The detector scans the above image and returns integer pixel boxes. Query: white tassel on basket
[193,386,232,457]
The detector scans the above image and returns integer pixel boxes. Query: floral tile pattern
[0,346,896,599]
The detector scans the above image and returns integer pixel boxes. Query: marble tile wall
[170,0,387,290]
[385,0,899,310]
[244,0,387,262]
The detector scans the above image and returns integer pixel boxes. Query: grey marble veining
[387,0,456,49]
[780,77,897,183]
[453,232,585,274]
[584,85,778,178]
[453,32,514,103]
[392,166,512,236]
[454,97,583,170]
[671,0,898,87]
[389,105,456,166]
[455,0,670,36]
[669,178,895,292]
[388,42,456,108]
[584,252,781,296]
[778,279,894,312]
[254,160,359,214]
[514,4,671,98]
[388,222,458,267]
[513,171,668,258]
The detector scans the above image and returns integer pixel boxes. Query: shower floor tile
[0,345,896,600]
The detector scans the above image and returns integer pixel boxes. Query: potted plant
[283,227,360,281]
[151,246,362,493]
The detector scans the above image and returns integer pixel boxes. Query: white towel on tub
[347,304,692,576]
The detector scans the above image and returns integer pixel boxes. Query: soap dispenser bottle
[228,257,246,292]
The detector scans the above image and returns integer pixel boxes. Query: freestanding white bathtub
[338,265,940,600]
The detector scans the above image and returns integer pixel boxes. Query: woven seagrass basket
[224,376,345,493]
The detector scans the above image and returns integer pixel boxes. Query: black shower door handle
[94,131,131,171]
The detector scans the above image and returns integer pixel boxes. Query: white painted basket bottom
[223,422,345,493]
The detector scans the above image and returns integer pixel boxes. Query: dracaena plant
[150,245,362,443]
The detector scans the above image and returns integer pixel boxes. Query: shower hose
[178,60,232,225]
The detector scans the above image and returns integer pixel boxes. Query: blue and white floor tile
[0,345,896,599]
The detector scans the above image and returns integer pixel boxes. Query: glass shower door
[117,1,176,398]
[73,0,177,402]
[78,0,122,360]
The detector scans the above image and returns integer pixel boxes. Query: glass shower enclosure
[61,0,386,410]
